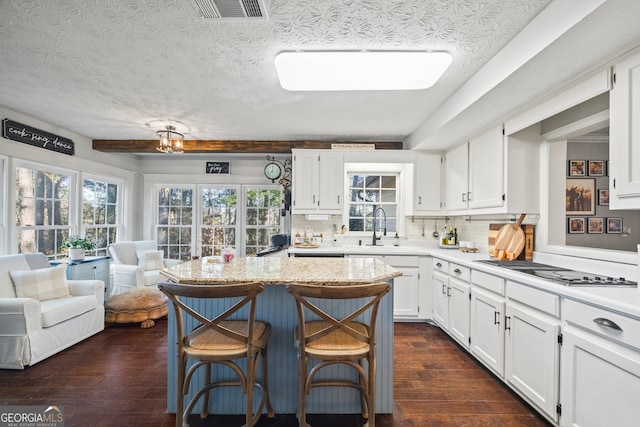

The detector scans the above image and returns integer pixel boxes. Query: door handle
[447,286,451,297]
[494,311,501,325]
[418,196,422,205]
[505,315,511,331]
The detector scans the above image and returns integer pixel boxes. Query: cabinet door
[292,150,319,211]
[444,142,469,211]
[318,151,343,211]
[470,287,505,376]
[414,152,441,213]
[448,278,470,348]
[432,271,449,329]
[469,127,504,209]
[610,53,640,208]
[561,328,640,427]
[392,267,419,319]
[505,303,560,422]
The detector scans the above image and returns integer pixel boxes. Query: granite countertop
[160,257,402,285]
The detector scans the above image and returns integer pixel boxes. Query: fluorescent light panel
[275,50,452,91]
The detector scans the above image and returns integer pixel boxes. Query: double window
[155,184,283,260]
[13,162,122,258]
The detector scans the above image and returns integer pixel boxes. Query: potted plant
[62,235,97,261]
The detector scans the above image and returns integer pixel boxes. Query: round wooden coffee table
[105,287,168,328]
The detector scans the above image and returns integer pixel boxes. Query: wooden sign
[205,161,230,174]
[2,119,75,155]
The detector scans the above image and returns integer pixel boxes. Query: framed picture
[568,217,585,233]
[566,178,595,215]
[607,217,623,234]
[588,160,605,176]
[568,160,586,177]
[588,217,604,234]
[598,189,609,206]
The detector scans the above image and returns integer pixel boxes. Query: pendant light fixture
[156,125,184,154]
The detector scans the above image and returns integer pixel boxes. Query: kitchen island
[160,256,401,415]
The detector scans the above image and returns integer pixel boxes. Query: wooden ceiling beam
[92,139,403,153]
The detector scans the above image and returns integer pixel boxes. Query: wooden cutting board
[488,223,534,260]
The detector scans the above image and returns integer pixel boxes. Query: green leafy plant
[61,235,97,251]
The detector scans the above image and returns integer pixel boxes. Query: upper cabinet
[610,52,640,209]
[413,151,442,214]
[443,125,539,214]
[291,149,343,214]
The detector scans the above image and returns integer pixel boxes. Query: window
[82,177,121,256]
[244,187,283,256]
[347,173,398,233]
[157,187,194,261]
[15,165,73,257]
[200,187,238,257]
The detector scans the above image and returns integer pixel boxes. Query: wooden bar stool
[286,282,391,427]
[159,281,275,427]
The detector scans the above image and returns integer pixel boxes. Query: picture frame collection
[566,159,619,234]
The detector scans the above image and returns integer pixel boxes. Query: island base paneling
[166,284,394,415]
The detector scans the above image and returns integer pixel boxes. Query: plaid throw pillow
[10,265,70,301]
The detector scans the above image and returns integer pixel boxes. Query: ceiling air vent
[189,0,267,20]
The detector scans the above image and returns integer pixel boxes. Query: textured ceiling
[0,0,638,153]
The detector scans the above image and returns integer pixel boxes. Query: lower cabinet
[349,255,428,321]
[432,258,470,348]
[560,299,640,427]
[53,256,111,296]
[505,302,560,422]
[470,286,505,375]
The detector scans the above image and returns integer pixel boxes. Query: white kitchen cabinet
[609,52,640,209]
[448,277,470,348]
[504,286,560,423]
[432,270,449,328]
[431,259,470,348]
[468,127,504,209]
[413,151,442,214]
[291,149,343,213]
[443,142,469,211]
[470,285,505,376]
[560,299,640,427]
[442,125,539,214]
[348,254,427,321]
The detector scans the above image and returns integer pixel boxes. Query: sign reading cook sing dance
[2,118,75,156]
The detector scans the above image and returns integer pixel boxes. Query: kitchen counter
[289,242,640,319]
[160,256,400,416]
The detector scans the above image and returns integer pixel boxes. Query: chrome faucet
[371,206,387,246]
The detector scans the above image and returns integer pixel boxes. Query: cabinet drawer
[449,263,470,282]
[565,299,640,351]
[472,270,505,295]
[433,258,449,272]
[385,256,419,268]
[506,281,560,318]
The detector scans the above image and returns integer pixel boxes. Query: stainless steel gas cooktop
[475,260,637,287]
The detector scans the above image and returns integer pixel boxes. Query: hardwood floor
[0,321,550,427]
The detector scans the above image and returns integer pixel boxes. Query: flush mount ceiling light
[274,50,452,91]
[156,125,184,154]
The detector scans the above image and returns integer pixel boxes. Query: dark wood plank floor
[0,320,550,427]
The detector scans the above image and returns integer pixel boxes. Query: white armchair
[108,240,182,297]
[0,253,105,369]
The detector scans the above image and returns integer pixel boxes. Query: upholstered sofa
[0,253,105,369]
[108,240,182,297]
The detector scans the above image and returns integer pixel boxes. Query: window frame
[80,173,124,257]
[12,159,77,258]
[154,184,196,261]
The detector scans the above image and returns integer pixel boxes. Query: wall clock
[264,162,282,182]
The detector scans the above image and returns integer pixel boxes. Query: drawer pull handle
[436,262,442,268]
[453,268,462,275]
[593,317,623,332]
